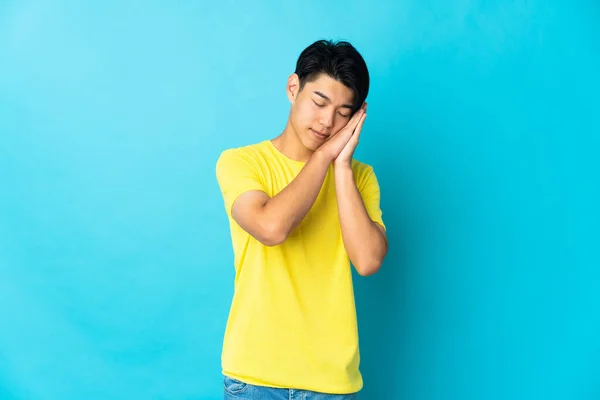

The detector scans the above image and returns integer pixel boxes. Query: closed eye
[313,100,350,117]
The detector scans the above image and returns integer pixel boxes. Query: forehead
[304,74,354,103]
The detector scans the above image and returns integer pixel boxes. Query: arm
[231,108,367,247]
[334,166,388,276]
[333,103,388,276]
[231,151,330,246]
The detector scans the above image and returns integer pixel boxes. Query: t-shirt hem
[221,368,362,394]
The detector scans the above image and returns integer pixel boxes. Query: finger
[350,112,367,143]
[331,107,366,146]
[351,103,367,122]
[351,109,366,131]
[337,109,364,141]
[338,112,366,158]
[347,110,363,130]
[358,102,367,114]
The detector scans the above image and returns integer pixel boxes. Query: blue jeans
[223,376,359,400]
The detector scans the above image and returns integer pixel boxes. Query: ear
[286,73,300,103]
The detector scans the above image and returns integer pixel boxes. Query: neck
[271,120,313,162]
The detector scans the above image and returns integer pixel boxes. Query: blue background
[1,1,599,399]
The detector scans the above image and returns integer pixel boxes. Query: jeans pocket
[223,376,249,395]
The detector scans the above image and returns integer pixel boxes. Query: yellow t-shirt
[215,140,385,394]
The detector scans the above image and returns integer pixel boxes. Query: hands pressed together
[315,102,368,169]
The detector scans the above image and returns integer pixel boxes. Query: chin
[305,139,322,152]
[299,133,320,152]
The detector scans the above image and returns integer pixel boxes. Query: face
[287,73,356,151]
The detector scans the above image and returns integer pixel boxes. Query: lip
[311,129,329,140]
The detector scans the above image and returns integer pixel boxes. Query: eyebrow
[313,91,354,109]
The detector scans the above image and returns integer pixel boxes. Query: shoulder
[218,141,268,161]
[351,158,381,191]
[351,158,376,177]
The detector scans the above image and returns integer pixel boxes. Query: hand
[334,103,367,168]
[315,102,367,163]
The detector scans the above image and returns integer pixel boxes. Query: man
[216,39,388,399]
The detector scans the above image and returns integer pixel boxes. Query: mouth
[311,129,330,140]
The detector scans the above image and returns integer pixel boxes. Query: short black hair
[295,39,369,114]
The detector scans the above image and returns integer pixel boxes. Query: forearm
[263,150,330,239]
[334,166,387,276]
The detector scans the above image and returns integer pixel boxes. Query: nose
[319,109,334,129]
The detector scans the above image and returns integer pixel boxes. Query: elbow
[257,220,289,247]
[260,235,287,247]
[350,227,388,276]
[353,249,387,276]
[355,260,383,276]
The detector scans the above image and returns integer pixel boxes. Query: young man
[216,39,388,399]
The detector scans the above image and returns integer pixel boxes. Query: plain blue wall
[1,1,599,399]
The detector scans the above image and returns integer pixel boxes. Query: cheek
[333,117,349,133]
[294,102,317,125]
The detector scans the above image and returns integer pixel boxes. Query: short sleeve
[355,165,385,230]
[216,148,266,216]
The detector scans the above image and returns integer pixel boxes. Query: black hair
[294,39,369,114]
